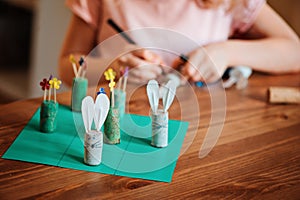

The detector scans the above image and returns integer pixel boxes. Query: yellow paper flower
[104,68,116,81]
[109,81,116,91]
[69,54,76,63]
[49,78,62,90]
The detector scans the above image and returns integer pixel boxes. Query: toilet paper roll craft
[71,55,88,112]
[115,66,129,118]
[104,68,121,144]
[223,66,252,89]
[147,80,176,148]
[82,91,110,166]
[40,76,61,133]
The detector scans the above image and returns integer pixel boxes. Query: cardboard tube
[71,77,88,112]
[114,89,126,118]
[151,109,168,148]
[84,130,103,166]
[269,87,300,104]
[40,100,58,133]
[104,107,120,144]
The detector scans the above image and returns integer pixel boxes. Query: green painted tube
[104,107,120,144]
[71,77,88,112]
[40,100,58,133]
[114,89,126,118]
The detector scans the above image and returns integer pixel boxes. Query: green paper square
[3,105,78,166]
[58,136,116,174]
[2,105,189,183]
[115,118,188,182]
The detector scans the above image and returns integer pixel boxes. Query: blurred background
[0,0,299,104]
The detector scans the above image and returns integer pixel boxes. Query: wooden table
[0,73,299,199]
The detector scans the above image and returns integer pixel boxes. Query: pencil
[107,18,136,44]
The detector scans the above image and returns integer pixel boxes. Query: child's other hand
[172,43,228,83]
[118,48,165,84]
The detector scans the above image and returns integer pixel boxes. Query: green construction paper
[2,105,189,183]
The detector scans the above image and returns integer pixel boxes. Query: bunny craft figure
[147,80,177,148]
[81,90,110,166]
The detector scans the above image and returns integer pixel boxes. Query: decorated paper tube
[84,130,103,165]
[82,94,109,165]
[71,77,88,112]
[114,88,126,118]
[151,109,168,148]
[104,107,120,144]
[40,100,58,133]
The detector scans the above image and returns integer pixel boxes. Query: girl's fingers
[119,54,140,67]
[171,57,186,71]
[129,64,161,79]
[119,53,162,75]
[132,49,164,65]
[127,76,147,84]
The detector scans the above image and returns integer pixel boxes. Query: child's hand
[117,48,165,84]
[172,43,228,83]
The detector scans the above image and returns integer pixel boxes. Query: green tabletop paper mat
[2,105,189,182]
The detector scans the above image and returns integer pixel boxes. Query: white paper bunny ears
[146,80,177,113]
[81,93,110,132]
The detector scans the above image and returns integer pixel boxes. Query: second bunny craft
[81,91,110,166]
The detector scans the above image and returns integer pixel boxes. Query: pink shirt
[66,0,265,64]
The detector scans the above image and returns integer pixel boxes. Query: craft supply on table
[223,66,252,89]
[70,55,88,112]
[104,107,120,144]
[103,68,121,144]
[82,91,110,166]
[147,79,176,147]
[114,67,129,118]
[71,77,88,112]
[39,76,62,133]
[40,100,58,133]
[268,86,300,104]
[151,109,168,147]
[114,89,126,118]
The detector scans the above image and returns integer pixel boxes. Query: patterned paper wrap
[114,89,126,118]
[84,130,103,165]
[71,77,88,112]
[40,100,58,133]
[151,109,168,148]
[104,107,120,144]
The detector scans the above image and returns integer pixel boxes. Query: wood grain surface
[0,73,299,199]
